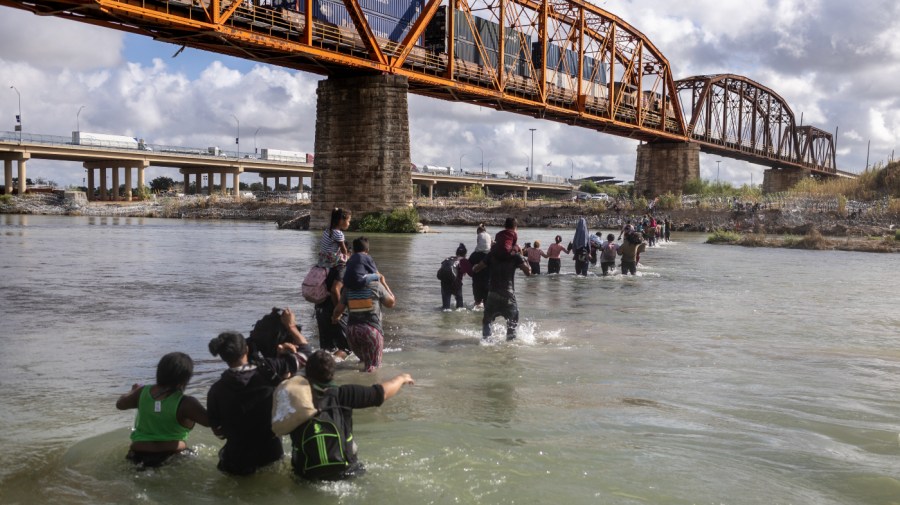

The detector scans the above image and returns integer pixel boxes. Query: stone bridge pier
[310,74,413,229]
[634,142,700,197]
[762,167,810,193]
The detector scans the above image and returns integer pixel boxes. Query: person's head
[595,231,603,237]
[248,307,294,358]
[305,349,336,384]
[330,208,352,230]
[524,242,531,249]
[456,242,467,257]
[156,352,194,390]
[607,233,615,242]
[476,223,486,234]
[555,235,562,244]
[352,236,370,254]
[209,331,248,365]
[533,239,541,248]
[504,217,517,230]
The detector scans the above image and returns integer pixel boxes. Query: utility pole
[529,128,536,180]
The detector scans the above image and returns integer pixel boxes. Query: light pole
[523,152,531,177]
[459,153,468,173]
[475,145,484,175]
[253,127,260,155]
[231,114,240,159]
[529,128,536,180]
[486,159,493,176]
[76,105,86,133]
[10,85,21,144]
[716,160,721,185]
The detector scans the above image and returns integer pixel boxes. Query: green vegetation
[655,192,682,210]
[150,176,176,193]
[354,207,420,233]
[579,180,599,194]
[706,229,742,244]
[461,184,488,201]
[683,178,762,198]
[789,161,900,199]
[895,229,900,241]
[0,194,11,204]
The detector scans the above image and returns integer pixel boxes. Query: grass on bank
[354,207,420,233]
[789,161,900,200]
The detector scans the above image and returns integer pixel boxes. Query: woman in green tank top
[116,352,209,467]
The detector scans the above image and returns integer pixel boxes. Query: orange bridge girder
[675,74,837,174]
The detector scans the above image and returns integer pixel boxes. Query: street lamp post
[10,85,21,144]
[76,105,86,133]
[523,152,531,177]
[475,145,484,175]
[716,160,721,184]
[459,153,468,173]
[253,127,260,155]
[231,114,240,159]
[529,128,536,180]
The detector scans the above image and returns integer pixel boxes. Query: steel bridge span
[0,0,846,217]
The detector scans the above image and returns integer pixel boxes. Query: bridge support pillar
[125,166,133,201]
[87,167,94,201]
[762,167,810,193]
[233,172,241,200]
[16,157,28,195]
[634,142,700,198]
[522,187,528,201]
[3,159,11,194]
[111,166,120,201]
[311,74,413,229]
[99,168,107,200]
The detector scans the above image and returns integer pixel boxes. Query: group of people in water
[117,207,412,480]
[437,213,665,339]
[116,208,667,479]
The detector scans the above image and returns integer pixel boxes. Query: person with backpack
[618,226,647,276]
[468,224,491,309]
[332,237,396,372]
[290,350,415,481]
[206,309,312,475]
[438,243,472,311]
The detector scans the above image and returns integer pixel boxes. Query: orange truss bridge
[0,0,841,176]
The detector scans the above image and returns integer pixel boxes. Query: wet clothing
[347,323,384,373]
[316,267,350,353]
[481,253,525,338]
[440,255,471,309]
[290,383,386,480]
[525,247,543,274]
[207,352,307,475]
[468,250,490,305]
[618,234,646,276]
[546,243,567,274]
[126,449,180,468]
[130,387,190,443]
[547,258,561,274]
[600,242,619,275]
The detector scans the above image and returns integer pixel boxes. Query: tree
[579,180,599,194]
[150,176,176,192]
[249,182,265,191]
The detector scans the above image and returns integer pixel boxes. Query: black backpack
[291,388,353,480]
[436,256,458,282]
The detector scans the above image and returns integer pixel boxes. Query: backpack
[302,265,329,304]
[291,388,353,480]
[436,256,459,282]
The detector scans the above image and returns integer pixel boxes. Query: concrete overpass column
[183,173,190,194]
[220,172,227,195]
[125,166,133,201]
[138,165,145,195]
[634,142,700,198]
[311,74,413,228]
[111,166,120,201]
[16,158,27,195]
[762,167,810,194]
[233,172,241,200]
[4,159,11,194]
[207,172,214,195]
[87,167,95,201]
[427,182,434,200]
[99,168,107,200]
[522,187,528,201]
[262,176,268,191]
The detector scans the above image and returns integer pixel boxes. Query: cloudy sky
[0,0,897,188]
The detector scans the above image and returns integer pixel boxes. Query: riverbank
[706,228,900,253]
[2,191,896,241]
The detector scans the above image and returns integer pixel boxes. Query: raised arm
[116,383,143,410]
[380,373,415,401]
[280,307,308,346]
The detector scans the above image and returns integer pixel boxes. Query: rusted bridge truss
[675,74,836,173]
[0,1,839,174]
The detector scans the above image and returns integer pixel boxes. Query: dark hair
[329,208,351,231]
[156,352,194,389]
[306,349,336,384]
[555,235,562,243]
[456,242,467,256]
[607,233,615,241]
[476,223,486,233]
[248,308,291,359]
[504,217,517,230]
[209,331,248,364]
[352,236,369,253]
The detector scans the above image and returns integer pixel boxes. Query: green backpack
[291,388,353,480]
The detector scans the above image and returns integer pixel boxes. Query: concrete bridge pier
[634,142,700,197]
[1,154,30,194]
[762,167,810,193]
[311,74,413,229]
[85,161,148,201]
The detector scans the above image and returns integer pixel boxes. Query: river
[1,214,899,505]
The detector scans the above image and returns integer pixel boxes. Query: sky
[0,0,898,189]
